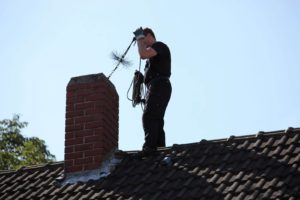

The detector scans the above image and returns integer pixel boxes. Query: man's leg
[142,92,161,151]
[143,82,171,149]
[157,119,166,147]
[157,80,172,148]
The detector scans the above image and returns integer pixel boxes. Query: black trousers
[142,78,172,150]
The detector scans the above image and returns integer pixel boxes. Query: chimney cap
[68,73,116,90]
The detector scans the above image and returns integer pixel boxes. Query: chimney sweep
[133,27,172,156]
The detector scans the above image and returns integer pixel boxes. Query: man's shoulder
[152,41,170,54]
[153,41,168,48]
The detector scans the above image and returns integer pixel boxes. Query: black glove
[133,27,145,41]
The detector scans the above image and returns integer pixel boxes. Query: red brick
[75,89,95,97]
[94,107,108,114]
[64,159,74,167]
[85,121,101,130]
[67,95,84,104]
[68,84,82,89]
[66,110,84,118]
[65,146,74,154]
[66,96,75,104]
[74,157,93,165]
[85,94,105,102]
[84,135,103,144]
[67,84,81,91]
[93,127,104,134]
[65,165,83,173]
[74,115,99,124]
[74,144,93,152]
[66,105,74,112]
[75,102,95,111]
[65,152,83,160]
[84,148,104,157]
[65,118,74,126]
[93,140,106,149]
[93,155,105,163]
[65,137,83,146]
[65,124,84,132]
[66,91,76,98]
[83,163,100,171]
[65,132,75,140]
[76,129,94,138]
[85,107,106,116]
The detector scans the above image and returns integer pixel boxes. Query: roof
[1,127,300,199]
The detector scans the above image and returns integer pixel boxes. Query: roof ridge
[200,127,300,143]
[2,127,299,174]
[163,127,300,150]
[115,127,300,154]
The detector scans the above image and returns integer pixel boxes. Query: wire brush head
[111,51,132,67]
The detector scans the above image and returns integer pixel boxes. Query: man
[133,27,172,155]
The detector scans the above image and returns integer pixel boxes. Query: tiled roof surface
[1,127,300,199]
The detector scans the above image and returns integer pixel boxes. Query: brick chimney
[64,73,118,175]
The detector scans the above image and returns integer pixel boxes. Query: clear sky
[1,1,300,161]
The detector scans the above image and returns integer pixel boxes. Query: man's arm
[137,39,157,60]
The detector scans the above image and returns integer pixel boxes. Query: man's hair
[143,28,156,39]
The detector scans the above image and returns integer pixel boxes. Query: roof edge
[0,161,64,175]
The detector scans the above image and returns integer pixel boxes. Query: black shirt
[144,41,171,84]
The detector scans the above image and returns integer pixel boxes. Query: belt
[146,76,170,88]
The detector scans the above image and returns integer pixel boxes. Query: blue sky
[1,1,300,161]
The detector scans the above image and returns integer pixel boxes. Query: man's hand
[133,27,145,41]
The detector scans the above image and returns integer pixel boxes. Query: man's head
[143,28,156,39]
[143,27,156,46]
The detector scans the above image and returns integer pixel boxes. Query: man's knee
[142,112,150,123]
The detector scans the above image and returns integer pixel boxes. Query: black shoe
[143,147,157,155]
[114,150,129,159]
[133,147,157,159]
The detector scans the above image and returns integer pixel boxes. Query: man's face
[143,34,152,47]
